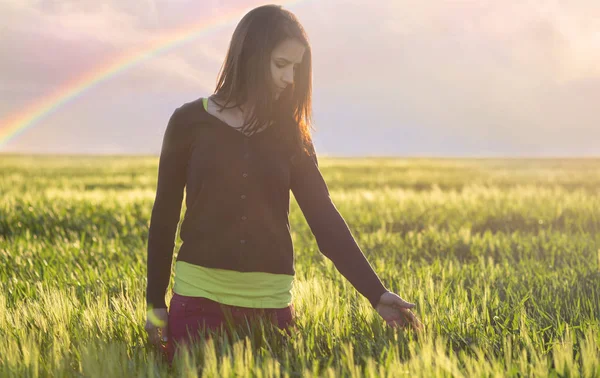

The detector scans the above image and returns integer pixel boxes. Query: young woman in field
[144,4,422,363]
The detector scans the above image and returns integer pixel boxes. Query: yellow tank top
[173,261,294,308]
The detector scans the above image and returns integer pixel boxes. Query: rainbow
[0,0,302,149]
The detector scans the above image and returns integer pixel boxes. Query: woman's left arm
[290,142,422,330]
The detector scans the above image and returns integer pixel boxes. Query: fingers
[145,322,168,347]
[392,308,423,332]
[160,325,169,343]
[145,325,161,346]
[400,312,418,327]
[395,299,416,309]
[403,311,424,332]
[399,308,417,323]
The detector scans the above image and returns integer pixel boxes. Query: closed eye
[276,59,300,69]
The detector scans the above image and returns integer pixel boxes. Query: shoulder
[162,97,211,145]
[170,96,208,126]
[290,138,318,169]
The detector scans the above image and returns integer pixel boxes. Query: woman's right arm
[146,107,190,311]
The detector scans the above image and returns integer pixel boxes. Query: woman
[144,4,422,364]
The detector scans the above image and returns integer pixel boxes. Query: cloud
[2,1,144,45]
[1,0,599,155]
[0,0,231,108]
[381,0,600,82]
[303,0,600,155]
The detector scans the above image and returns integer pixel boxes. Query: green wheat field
[1,155,599,377]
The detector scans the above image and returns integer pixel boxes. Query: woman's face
[270,38,306,100]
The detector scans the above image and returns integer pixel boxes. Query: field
[1,155,599,377]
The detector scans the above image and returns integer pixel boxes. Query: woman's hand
[145,307,169,348]
[375,291,423,332]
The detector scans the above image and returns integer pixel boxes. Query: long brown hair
[212,4,314,156]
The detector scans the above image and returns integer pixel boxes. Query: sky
[1,0,599,156]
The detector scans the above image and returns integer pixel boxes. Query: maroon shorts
[163,292,296,364]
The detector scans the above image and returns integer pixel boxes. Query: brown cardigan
[146,97,388,309]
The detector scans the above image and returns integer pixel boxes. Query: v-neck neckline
[202,96,274,139]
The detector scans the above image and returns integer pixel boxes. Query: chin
[275,88,289,100]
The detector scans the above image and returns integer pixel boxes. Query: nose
[282,67,294,86]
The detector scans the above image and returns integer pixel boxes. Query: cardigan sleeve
[146,107,190,309]
[290,142,389,309]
